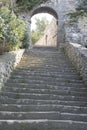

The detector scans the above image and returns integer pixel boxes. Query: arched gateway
[30,6,58,19]
[29,2,59,48]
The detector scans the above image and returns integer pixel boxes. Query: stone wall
[64,22,83,44]
[78,17,87,46]
[64,16,87,47]
[64,42,87,85]
[0,49,25,89]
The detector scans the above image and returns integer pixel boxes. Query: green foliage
[0,0,10,5]
[35,17,49,35]
[16,0,48,12]
[31,17,49,44]
[67,10,86,23]
[67,0,87,23]
[0,6,27,51]
[22,31,30,48]
[76,0,87,13]
[31,30,42,45]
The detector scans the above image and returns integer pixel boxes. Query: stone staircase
[0,47,87,130]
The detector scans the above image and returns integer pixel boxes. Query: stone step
[12,71,80,80]
[0,92,87,101]
[3,84,87,92]
[16,63,76,68]
[13,65,79,71]
[12,71,78,78]
[0,104,87,113]
[14,68,78,73]
[2,87,87,97]
[10,72,81,80]
[7,78,83,86]
[18,60,74,65]
[0,119,87,130]
[0,96,87,106]
[10,75,82,82]
[0,111,87,122]
[13,67,78,72]
[5,83,85,90]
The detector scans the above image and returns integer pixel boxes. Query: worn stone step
[22,62,75,65]
[9,75,82,82]
[11,75,81,82]
[7,78,83,86]
[12,66,80,71]
[2,87,87,97]
[0,111,87,122]
[11,72,81,81]
[10,73,81,80]
[0,119,87,130]
[0,104,87,113]
[16,64,76,68]
[0,96,87,106]
[5,83,85,90]
[18,62,75,67]
[0,91,87,101]
[2,85,87,93]
[14,68,78,74]
[13,68,78,73]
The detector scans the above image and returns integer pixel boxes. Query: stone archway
[30,6,58,19]
[30,4,58,48]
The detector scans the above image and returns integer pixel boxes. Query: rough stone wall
[61,0,87,46]
[57,0,80,45]
[64,22,83,44]
[64,42,87,85]
[35,18,57,47]
[78,17,87,46]
[57,0,87,84]
[64,16,87,46]
[0,49,24,89]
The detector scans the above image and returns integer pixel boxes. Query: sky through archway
[31,13,53,30]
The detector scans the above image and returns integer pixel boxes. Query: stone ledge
[64,42,87,85]
[0,49,25,89]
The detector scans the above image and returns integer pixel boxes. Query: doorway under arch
[30,6,58,48]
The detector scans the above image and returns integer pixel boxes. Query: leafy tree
[0,6,27,51]
[35,17,49,35]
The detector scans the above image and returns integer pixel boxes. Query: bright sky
[31,13,53,30]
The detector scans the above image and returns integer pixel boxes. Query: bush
[0,6,27,52]
[22,31,30,48]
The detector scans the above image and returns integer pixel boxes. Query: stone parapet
[0,49,25,89]
[64,42,87,85]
